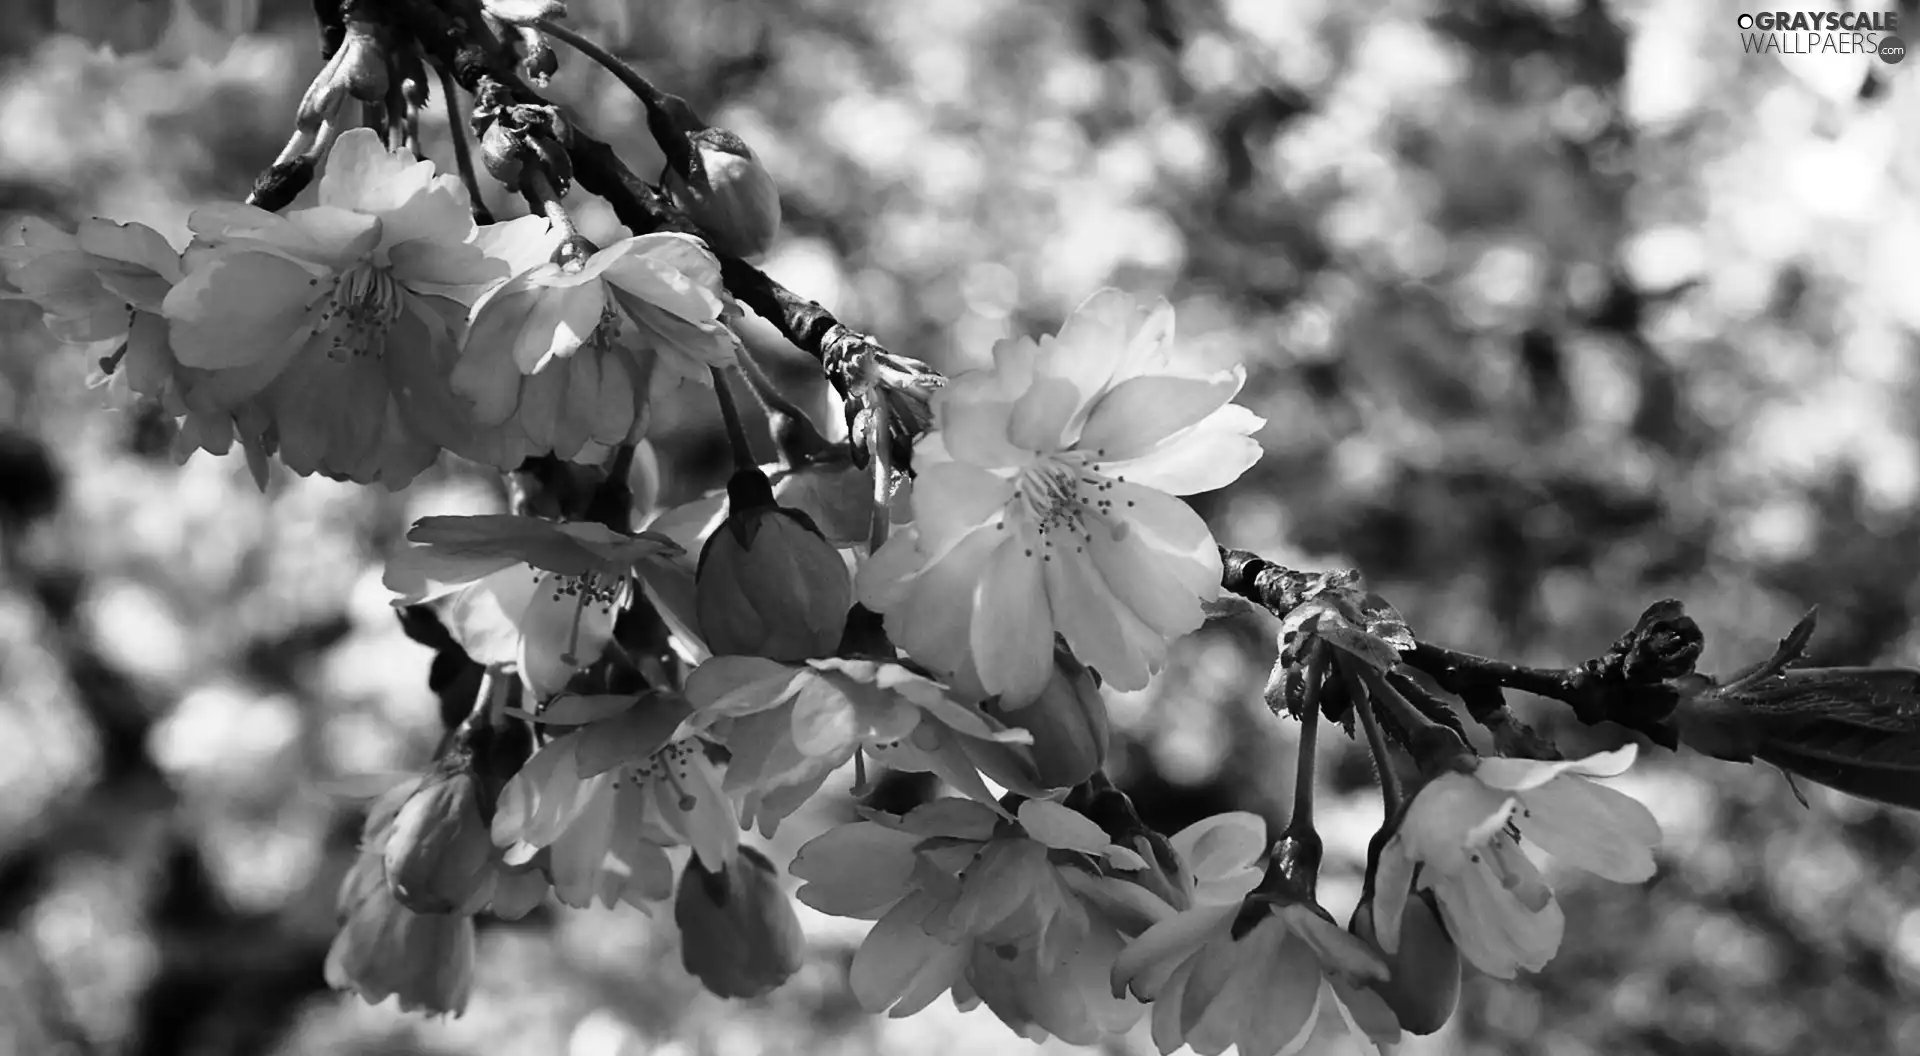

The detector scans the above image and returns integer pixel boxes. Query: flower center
[313,263,403,361]
[553,570,629,666]
[1005,454,1135,558]
[625,740,704,811]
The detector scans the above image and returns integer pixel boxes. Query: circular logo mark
[1883,35,1908,64]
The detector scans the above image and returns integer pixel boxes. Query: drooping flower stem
[867,384,894,554]
[521,166,578,249]
[1285,641,1328,838]
[535,18,669,112]
[436,63,494,225]
[709,366,760,472]
[1347,661,1405,818]
[534,18,698,179]
[456,666,498,738]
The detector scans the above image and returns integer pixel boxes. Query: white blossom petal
[970,531,1054,703]
[1017,799,1109,853]
[1475,744,1639,791]
[1516,776,1661,882]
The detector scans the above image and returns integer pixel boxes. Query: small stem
[536,18,671,112]
[1285,642,1327,836]
[734,346,832,462]
[458,667,498,737]
[437,63,494,225]
[1364,664,1432,735]
[1348,662,1404,818]
[1361,665,1470,773]
[867,388,894,554]
[710,366,759,471]
[534,17,697,179]
[523,166,578,245]
[487,668,512,729]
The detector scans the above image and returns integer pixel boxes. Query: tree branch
[1220,544,1705,745]
[394,0,1711,747]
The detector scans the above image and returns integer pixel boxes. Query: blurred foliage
[4,0,1920,1053]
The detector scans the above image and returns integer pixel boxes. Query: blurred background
[4,0,1920,1053]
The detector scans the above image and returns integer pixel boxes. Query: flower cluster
[5,128,739,489]
[12,101,1678,1053]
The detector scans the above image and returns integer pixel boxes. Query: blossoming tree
[9,1,1920,1052]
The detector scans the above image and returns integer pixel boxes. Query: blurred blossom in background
[4,0,1920,1053]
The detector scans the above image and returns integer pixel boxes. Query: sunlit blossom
[683,654,1030,834]
[1110,827,1400,1056]
[490,692,737,909]
[0,216,267,466]
[1112,892,1398,1056]
[160,128,508,486]
[1058,810,1268,935]
[450,229,739,466]
[383,514,685,700]
[325,780,476,1016]
[792,797,1155,1043]
[857,288,1265,703]
[1372,745,1662,979]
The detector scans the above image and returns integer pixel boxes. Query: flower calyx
[1233,829,1322,940]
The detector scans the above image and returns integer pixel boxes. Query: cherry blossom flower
[792,798,1165,1044]
[857,288,1264,703]
[0,216,266,466]
[325,780,476,1016]
[1058,810,1268,935]
[1113,897,1398,1056]
[682,654,1029,834]
[383,514,686,701]
[327,850,478,1016]
[160,128,508,486]
[1111,838,1400,1056]
[489,692,736,909]
[450,229,739,466]
[1372,744,1662,979]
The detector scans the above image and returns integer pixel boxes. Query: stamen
[1003,453,1131,553]
[312,263,403,362]
[659,744,699,811]
[560,575,592,666]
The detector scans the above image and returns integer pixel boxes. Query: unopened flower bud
[479,120,524,187]
[665,128,781,260]
[326,852,478,1016]
[673,846,805,998]
[1350,892,1458,1035]
[982,643,1110,789]
[384,744,497,915]
[772,457,874,548]
[696,468,852,661]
